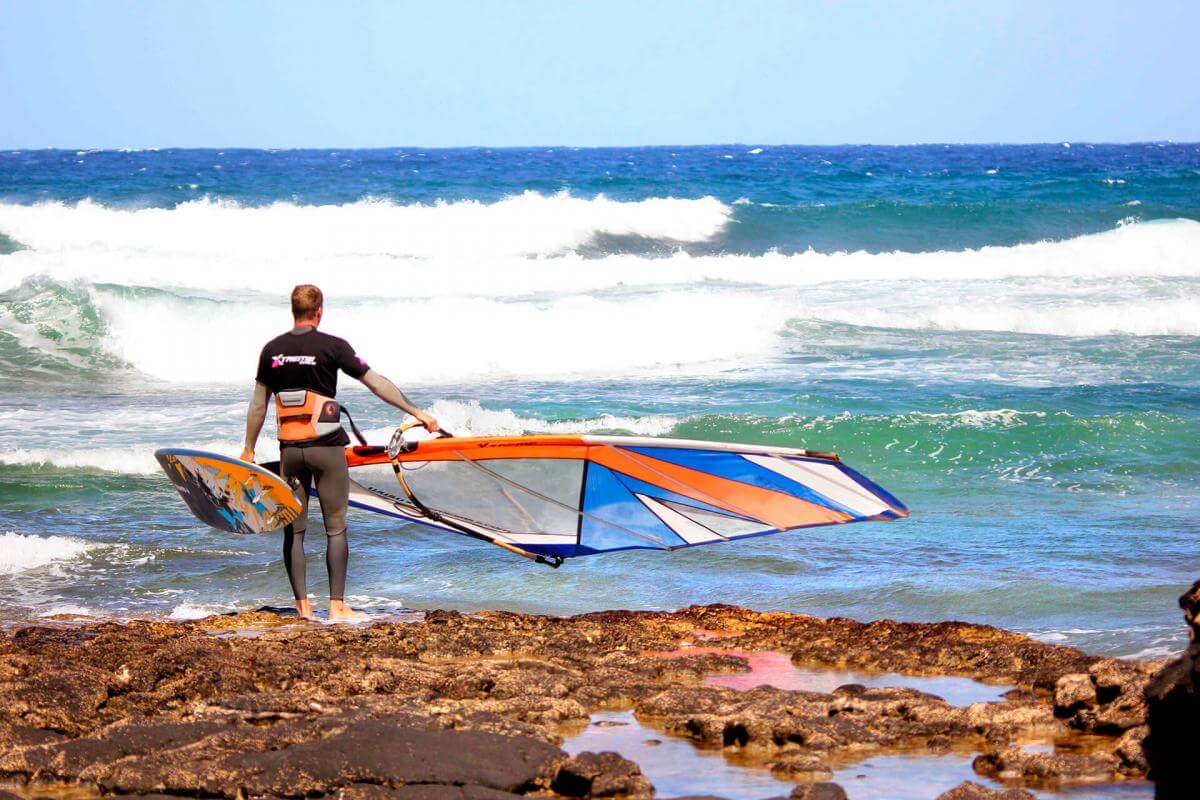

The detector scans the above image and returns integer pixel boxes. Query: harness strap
[340,406,368,446]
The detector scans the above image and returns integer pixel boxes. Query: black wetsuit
[255,325,369,601]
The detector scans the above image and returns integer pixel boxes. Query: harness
[274,389,344,444]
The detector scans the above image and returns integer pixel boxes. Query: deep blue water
[3,143,1198,252]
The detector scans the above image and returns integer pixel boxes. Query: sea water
[0,145,1196,658]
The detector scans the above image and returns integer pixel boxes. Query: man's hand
[240,447,255,463]
[416,412,440,434]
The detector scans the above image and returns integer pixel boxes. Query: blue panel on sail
[603,470,758,522]
[579,463,686,553]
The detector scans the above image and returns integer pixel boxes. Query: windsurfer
[241,284,439,621]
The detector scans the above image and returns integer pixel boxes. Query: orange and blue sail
[344,434,908,561]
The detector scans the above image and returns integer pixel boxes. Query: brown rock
[1115,724,1149,773]
[1145,578,1200,797]
[1074,658,1155,732]
[1052,673,1095,714]
[0,713,561,798]
[973,747,1119,783]
[551,750,652,798]
[965,699,1058,735]
[0,604,1157,797]
[338,784,525,800]
[789,782,848,799]
[936,781,1035,799]
[768,751,833,780]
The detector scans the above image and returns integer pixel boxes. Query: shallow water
[828,751,1152,800]
[566,710,794,799]
[677,648,1011,706]
[1,145,1198,658]
[565,710,1154,800]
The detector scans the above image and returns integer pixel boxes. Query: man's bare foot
[295,598,315,620]
[328,599,367,622]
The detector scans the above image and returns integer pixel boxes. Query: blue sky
[1,1,1197,147]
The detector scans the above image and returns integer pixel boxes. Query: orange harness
[274,389,343,444]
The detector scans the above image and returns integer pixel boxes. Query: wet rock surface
[936,781,1035,800]
[787,782,848,800]
[1145,578,1200,798]
[0,605,1164,798]
[972,747,1120,784]
[551,751,651,798]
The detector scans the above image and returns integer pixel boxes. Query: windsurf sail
[343,434,908,566]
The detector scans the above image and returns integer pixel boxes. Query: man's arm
[241,382,270,462]
[359,369,439,432]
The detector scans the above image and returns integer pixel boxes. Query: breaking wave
[0,531,99,574]
[0,193,732,264]
[1,197,1198,385]
[0,202,1197,298]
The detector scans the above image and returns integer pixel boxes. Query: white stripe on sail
[635,493,726,544]
[741,455,890,517]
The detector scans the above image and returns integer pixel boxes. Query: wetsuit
[255,325,369,601]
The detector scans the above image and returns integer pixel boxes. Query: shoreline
[3,599,1193,800]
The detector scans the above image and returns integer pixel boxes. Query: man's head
[291,284,324,326]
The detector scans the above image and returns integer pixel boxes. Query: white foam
[4,201,1199,386]
[0,531,98,574]
[820,298,1200,337]
[0,439,276,475]
[2,207,1196,301]
[416,400,678,438]
[39,603,97,617]
[0,192,730,266]
[1125,644,1183,660]
[902,409,1047,429]
[0,401,679,475]
[95,288,789,384]
[169,602,231,620]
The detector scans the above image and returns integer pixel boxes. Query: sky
[1,0,1197,148]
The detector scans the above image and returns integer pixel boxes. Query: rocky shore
[0,600,1187,800]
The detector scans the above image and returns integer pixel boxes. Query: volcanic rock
[789,782,849,799]
[1145,578,1200,797]
[551,751,652,798]
[936,781,1035,799]
[973,747,1120,784]
[0,604,1162,799]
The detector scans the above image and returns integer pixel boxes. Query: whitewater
[0,144,1197,660]
[2,197,1198,384]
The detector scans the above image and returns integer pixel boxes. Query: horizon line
[4,140,1199,153]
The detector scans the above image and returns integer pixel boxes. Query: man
[242,285,438,622]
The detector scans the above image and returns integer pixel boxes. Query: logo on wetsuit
[271,354,318,368]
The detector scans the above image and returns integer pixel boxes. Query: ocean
[0,144,1196,658]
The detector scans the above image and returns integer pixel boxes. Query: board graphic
[155,448,301,534]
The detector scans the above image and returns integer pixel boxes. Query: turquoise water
[0,145,1197,657]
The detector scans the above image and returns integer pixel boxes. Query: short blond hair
[291,284,323,319]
